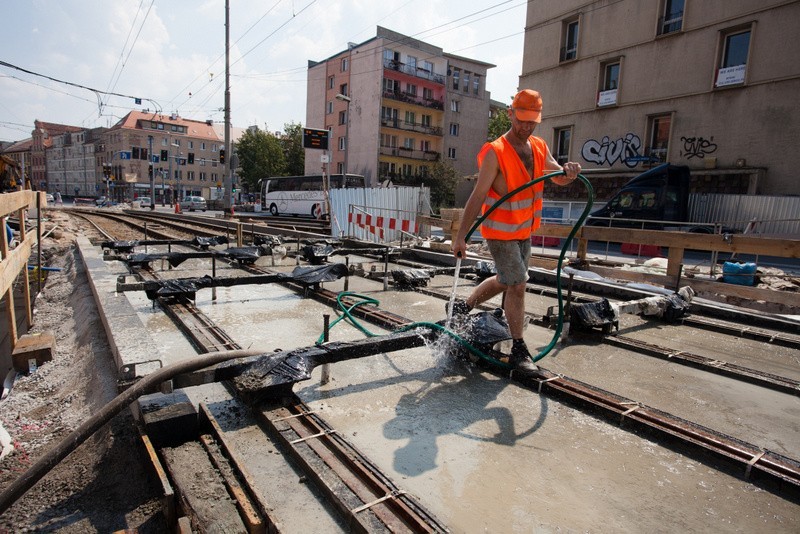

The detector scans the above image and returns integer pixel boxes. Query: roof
[111,111,221,140]
[2,138,34,153]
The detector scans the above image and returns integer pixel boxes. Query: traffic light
[188,153,194,164]
[148,164,153,178]
[102,163,111,179]
[219,149,225,164]
[161,149,168,161]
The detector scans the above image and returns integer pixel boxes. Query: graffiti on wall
[581,133,642,168]
[680,136,717,160]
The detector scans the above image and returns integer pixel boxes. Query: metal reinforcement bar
[597,334,800,396]
[252,400,447,533]
[528,371,800,496]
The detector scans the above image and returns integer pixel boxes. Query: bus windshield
[261,174,364,218]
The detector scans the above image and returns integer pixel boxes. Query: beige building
[520,0,800,197]
[99,112,223,203]
[306,26,494,186]
[47,128,105,198]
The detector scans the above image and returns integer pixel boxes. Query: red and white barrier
[349,212,418,239]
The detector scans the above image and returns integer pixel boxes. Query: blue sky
[0,0,529,142]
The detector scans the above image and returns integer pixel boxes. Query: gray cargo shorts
[486,239,531,286]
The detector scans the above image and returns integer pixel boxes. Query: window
[187,171,195,181]
[420,140,430,151]
[339,110,347,125]
[337,162,344,174]
[341,58,348,72]
[339,136,346,150]
[450,123,460,136]
[473,75,480,95]
[452,68,460,90]
[339,83,348,96]
[404,111,415,126]
[406,83,417,96]
[448,147,457,159]
[382,106,398,126]
[598,61,620,106]
[423,87,433,100]
[403,138,414,149]
[451,100,460,112]
[328,76,335,89]
[326,101,333,114]
[658,0,684,35]
[380,133,397,147]
[555,127,572,165]
[402,164,413,177]
[716,28,751,87]
[561,19,579,61]
[383,78,399,94]
[463,72,470,93]
[647,114,672,162]
[407,56,417,70]
[421,114,432,128]
[421,60,433,73]
[201,142,206,150]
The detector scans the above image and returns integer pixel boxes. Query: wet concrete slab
[80,238,800,532]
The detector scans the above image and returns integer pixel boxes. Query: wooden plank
[0,239,33,299]
[588,265,800,312]
[0,191,42,217]
[578,226,800,258]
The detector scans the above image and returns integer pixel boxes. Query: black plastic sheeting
[102,235,228,253]
[570,298,616,331]
[439,309,513,362]
[143,263,349,300]
[391,269,431,289]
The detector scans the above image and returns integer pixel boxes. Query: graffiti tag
[680,136,717,159]
[581,133,642,168]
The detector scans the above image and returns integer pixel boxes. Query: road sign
[303,128,329,150]
[119,151,132,160]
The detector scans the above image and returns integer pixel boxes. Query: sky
[0,0,530,143]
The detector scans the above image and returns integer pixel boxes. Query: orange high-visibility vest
[476,135,546,240]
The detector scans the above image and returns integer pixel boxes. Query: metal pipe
[0,348,265,515]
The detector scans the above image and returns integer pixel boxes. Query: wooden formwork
[1,191,52,370]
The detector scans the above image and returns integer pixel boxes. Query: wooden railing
[1,191,44,352]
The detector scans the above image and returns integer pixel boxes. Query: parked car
[180,196,207,212]
[136,197,151,208]
[45,193,54,204]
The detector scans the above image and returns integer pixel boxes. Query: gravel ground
[0,211,167,532]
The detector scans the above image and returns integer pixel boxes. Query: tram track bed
[2,208,799,532]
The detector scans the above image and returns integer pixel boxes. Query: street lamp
[335,93,351,178]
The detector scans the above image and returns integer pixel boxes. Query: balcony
[380,117,443,136]
[383,89,444,110]
[379,146,441,161]
[383,58,445,84]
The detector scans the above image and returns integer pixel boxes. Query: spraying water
[445,256,462,330]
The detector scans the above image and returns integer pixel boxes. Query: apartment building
[31,121,83,193]
[521,0,800,197]
[47,128,105,198]
[306,26,494,186]
[99,111,223,203]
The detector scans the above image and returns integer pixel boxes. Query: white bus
[260,174,365,218]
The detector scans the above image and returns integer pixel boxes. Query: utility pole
[223,0,232,216]
[148,135,155,209]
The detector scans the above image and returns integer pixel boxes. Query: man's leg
[503,282,528,339]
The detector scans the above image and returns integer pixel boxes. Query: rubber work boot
[445,298,471,319]
[509,339,539,376]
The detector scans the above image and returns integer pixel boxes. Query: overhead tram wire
[101,0,154,116]
[167,0,284,111]
[0,60,162,117]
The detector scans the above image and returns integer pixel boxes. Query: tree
[428,160,461,210]
[281,122,305,176]
[487,110,511,141]
[236,128,286,193]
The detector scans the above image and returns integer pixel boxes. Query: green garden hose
[321,171,594,369]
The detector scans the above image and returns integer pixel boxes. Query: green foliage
[281,122,305,176]
[236,128,286,192]
[487,110,511,141]
[429,160,461,209]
